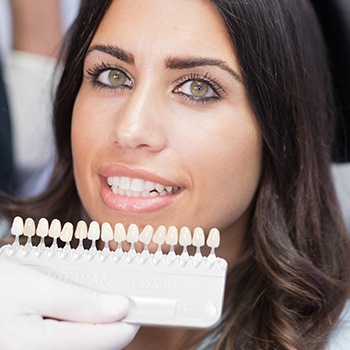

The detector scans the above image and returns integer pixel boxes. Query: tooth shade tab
[11,216,23,236]
[139,225,153,245]
[127,224,139,243]
[24,218,36,237]
[166,226,178,246]
[60,222,73,242]
[48,219,61,238]
[179,227,192,247]
[114,223,126,243]
[75,220,88,240]
[193,227,205,247]
[101,222,114,242]
[153,225,167,245]
[207,228,220,248]
[36,218,49,238]
[88,221,100,241]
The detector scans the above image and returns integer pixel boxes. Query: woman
[1,0,349,349]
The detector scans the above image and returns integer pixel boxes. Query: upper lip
[98,164,182,188]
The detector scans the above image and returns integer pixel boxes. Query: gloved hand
[0,256,139,350]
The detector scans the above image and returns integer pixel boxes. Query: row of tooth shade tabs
[10,217,220,254]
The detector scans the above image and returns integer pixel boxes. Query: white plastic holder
[0,244,227,329]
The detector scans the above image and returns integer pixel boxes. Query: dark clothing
[0,62,16,194]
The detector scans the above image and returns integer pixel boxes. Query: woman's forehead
[90,0,238,68]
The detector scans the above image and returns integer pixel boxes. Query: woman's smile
[98,165,183,214]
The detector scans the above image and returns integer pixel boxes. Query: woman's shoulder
[328,300,350,349]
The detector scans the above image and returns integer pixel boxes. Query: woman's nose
[109,87,166,152]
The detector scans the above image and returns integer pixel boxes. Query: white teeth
[131,178,145,192]
[114,223,126,243]
[36,218,49,237]
[61,222,73,242]
[155,184,165,193]
[144,181,155,191]
[101,222,114,242]
[48,219,61,238]
[88,221,100,241]
[11,216,23,236]
[24,218,36,237]
[107,176,180,198]
[119,176,131,190]
[75,220,88,240]
[207,228,220,248]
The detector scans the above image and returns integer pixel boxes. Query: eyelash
[172,72,225,104]
[86,62,133,91]
[85,63,226,104]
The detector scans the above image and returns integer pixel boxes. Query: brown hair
[1,0,349,348]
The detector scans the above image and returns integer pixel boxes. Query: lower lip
[100,178,180,214]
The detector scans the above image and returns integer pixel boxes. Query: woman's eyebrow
[86,44,134,64]
[165,57,242,82]
[86,45,241,83]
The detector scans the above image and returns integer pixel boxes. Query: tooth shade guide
[2,220,227,329]
[152,225,167,260]
[101,222,114,242]
[24,218,36,237]
[6,218,221,259]
[10,216,23,249]
[75,220,88,240]
[139,225,154,247]
[87,221,100,241]
[152,225,167,245]
[11,216,24,237]
[49,219,61,239]
[36,218,49,237]
[114,223,126,243]
[3,218,228,328]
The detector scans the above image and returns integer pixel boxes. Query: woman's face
[72,0,262,259]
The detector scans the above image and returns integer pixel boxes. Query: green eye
[108,70,127,86]
[91,67,133,90]
[190,81,209,97]
[174,78,219,101]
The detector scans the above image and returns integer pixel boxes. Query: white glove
[0,256,139,350]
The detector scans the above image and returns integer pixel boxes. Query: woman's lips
[99,173,182,213]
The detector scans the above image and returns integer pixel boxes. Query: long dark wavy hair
[1,0,349,349]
